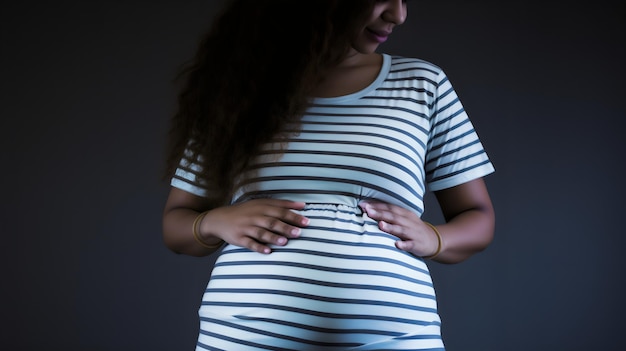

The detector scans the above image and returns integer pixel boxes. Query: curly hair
[165,0,375,204]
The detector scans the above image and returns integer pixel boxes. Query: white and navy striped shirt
[175,54,495,350]
[172,54,494,215]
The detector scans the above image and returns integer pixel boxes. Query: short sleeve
[425,70,495,191]
[170,150,209,197]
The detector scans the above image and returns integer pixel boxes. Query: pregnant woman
[162,1,495,350]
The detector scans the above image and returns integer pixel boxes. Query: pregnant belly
[199,204,439,336]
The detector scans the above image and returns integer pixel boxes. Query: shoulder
[387,55,442,75]
[381,54,449,87]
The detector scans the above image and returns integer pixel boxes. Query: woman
[163,0,495,349]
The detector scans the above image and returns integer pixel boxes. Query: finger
[254,200,310,228]
[256,214,306,239]
[272,208,310,228]
[395,239,414,252]
[260,198,307,210]
[253,226,293,245]
[239,236,274,255]
[378,220,411,239]
[245,227,296,254]
[361,201,412,217]
[359,201,384,220]
[361,203,409,225]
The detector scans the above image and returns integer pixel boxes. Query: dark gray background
[2,1,624,350]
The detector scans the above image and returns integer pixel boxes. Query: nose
[382,0,407,25]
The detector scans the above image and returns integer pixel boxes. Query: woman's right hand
[200,199,310,254]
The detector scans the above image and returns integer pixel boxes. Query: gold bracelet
[422,221,442,259]
[192,211,224,250]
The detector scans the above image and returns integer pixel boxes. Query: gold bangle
[192,211,223,250]
[422,221,442,259]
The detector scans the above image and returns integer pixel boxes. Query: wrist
[192,210,224,249]
[422,222,442,260]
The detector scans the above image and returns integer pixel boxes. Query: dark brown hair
[165,0,374,204]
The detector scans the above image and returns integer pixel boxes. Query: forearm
[430,207,494,264]
[162,207,223,257]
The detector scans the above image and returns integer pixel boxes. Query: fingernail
[277,237,287,245]
[291,228,301,236]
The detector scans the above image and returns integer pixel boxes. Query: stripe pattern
[173,54,494,215]
[197,204,444,350]
[172,54,494,350]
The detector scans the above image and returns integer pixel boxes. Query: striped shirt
[172,53,495,215]
[172,54,494,350]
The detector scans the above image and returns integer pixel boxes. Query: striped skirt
[195,204,445,350]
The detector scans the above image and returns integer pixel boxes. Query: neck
[337,50,378,68]
[312,53,383,98]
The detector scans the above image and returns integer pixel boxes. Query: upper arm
[433,178,494,222]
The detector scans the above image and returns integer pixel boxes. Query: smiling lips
[366,28,392,43]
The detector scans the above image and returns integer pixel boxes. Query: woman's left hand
[359,200,440,258]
